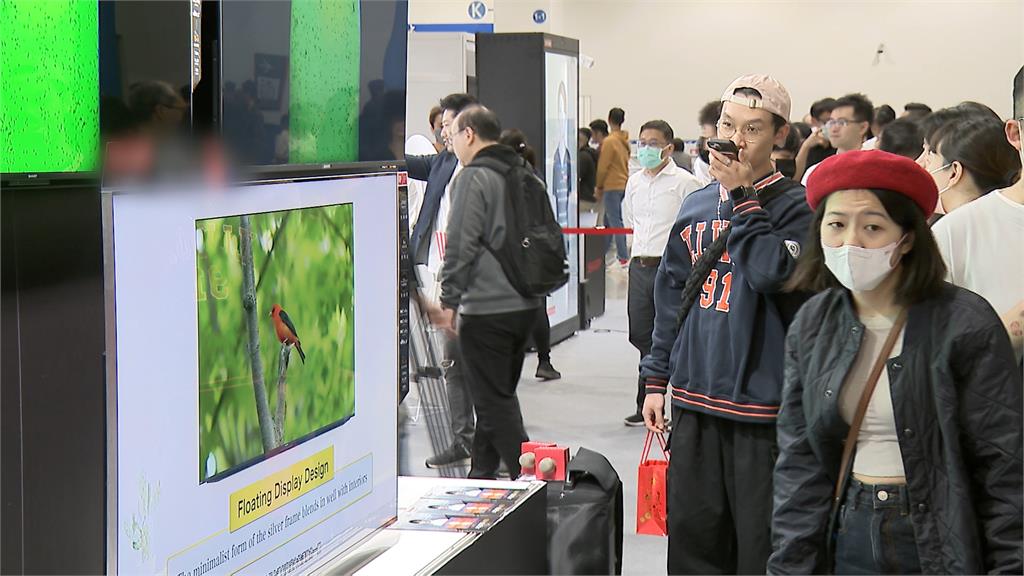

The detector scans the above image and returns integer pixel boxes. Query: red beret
[805,149,938,218]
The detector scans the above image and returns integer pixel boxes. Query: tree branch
[240,215,278,453]
[254,211,292,295]
[274,343,290,445]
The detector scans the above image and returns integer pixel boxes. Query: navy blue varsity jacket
[640,172,812,423]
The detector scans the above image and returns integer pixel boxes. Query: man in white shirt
[932,66,1024,360]
[800,93,874,185]
[621,119,702,426]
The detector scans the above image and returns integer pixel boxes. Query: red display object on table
[520,441,569,481]
[534,446,569,481]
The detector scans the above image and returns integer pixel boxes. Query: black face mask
[698,137,710,164]
[774,158,797,179]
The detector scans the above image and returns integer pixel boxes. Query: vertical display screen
[544,52,580,328]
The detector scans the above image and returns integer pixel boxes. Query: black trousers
[667,408,777,575]
[627,260,658,412]
[532,305,551,364]
[458,309,535,479]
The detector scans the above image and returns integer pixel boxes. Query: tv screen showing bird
[195,202,355,483]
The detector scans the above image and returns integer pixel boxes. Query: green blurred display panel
[1,0,99,173]
[289,0,360,164]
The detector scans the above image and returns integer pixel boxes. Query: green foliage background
[196,204,355,482]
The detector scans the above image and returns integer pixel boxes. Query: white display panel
[544,51,580,328]
[107,174,400,575]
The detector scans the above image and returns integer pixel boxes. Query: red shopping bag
[636,431,669,536]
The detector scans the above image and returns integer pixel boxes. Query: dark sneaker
[536,362,562,381]
[623,413,645,427]
[425,442,471,469]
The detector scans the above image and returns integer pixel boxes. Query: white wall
[555,0,1022,139]
[406,0,1021,139]
[405,32,473,138]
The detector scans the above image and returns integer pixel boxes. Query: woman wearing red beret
[767,150,1022,575]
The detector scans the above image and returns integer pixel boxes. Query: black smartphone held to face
[707,138,739,159]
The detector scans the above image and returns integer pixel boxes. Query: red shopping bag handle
[641,430,669,462]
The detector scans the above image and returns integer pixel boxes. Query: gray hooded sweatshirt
[439,144,543,315]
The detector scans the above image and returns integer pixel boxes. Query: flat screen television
[221,0,408,168]
[1,0,99,175]
[105,172,404,574]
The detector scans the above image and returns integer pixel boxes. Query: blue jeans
[834,478,922,575]
[603,190,627,260]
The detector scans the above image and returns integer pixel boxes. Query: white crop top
[838,313,906,478]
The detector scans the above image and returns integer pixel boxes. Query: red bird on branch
[270,304,306,363]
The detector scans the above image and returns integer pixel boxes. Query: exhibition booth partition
[476,33,583,343]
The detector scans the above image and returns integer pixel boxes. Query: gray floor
[403,265,668,574]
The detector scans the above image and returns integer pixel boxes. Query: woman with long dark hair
[499,128,562,381]
[767,150,1022,574]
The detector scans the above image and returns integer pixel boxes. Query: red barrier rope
[561,227,633,235]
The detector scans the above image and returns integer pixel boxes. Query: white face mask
[822,236,905,292]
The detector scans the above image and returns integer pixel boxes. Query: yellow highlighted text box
[229,447,334,532]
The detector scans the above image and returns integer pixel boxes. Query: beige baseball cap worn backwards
[721,74,792,120]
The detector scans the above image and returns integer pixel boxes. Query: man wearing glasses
[640,74,812,574]
[621,120,702,427]
[800,93,875,185]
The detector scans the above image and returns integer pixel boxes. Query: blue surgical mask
[637,145,667,169]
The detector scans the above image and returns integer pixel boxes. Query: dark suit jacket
[407,151,459,265]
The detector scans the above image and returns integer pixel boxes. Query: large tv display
[544,52,580,330]
[221,0,409,167]
[196,204,356,483]
[106,174,402,574]
[1,0,99,174]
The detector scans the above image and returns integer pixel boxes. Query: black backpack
[470,155,569,299]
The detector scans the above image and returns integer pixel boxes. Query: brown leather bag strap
[833,309,908,502]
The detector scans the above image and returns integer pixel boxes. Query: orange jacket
[596,130,630,191]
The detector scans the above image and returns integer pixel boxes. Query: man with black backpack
[639,75,812,574]
[427,105,566,479]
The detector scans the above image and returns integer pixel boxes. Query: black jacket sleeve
[953,317,1024,574]
[406,154,437,182]
[728,192,812,294]
[768,322,834,575]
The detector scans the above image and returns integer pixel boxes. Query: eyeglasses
[825,118,863,130]
[716,119,766,143]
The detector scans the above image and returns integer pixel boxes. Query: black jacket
[578,146,597,202]
[407,151,459,265]
[769,285,1023,574]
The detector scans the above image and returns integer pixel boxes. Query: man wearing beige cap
[640,74,812,573]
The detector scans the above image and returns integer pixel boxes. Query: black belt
[633,256,662,267]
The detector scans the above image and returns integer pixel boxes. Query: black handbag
[546,447,624,575]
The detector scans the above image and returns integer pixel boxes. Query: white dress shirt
[622,159,703,258]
